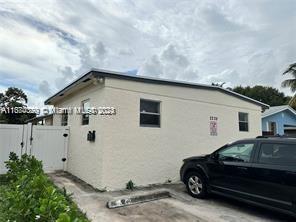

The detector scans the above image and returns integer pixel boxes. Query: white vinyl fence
[0,123,69,174]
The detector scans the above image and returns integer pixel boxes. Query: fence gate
[0,124,69,174]
[0,124,25,174]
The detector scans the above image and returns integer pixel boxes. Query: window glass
[140,114,160,126]
[259,143,296,165]
[61,111,68,126]
[239,112,249,132]
[82,100,90,125]
[218,143,254,162]
[140,100,159,113]
[140,99,160,127]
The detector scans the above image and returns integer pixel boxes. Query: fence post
[26,123,33,155]
[63,127,70,171]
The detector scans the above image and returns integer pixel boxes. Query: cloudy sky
[0,0,296,107]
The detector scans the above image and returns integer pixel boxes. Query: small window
[218,143,254,162]
[239,112,249,132]
[82,99,90,125]
[259,143,296,165]
[140,99,160,127]
[61,111,68,126]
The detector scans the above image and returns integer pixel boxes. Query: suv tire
[185,171,207,198]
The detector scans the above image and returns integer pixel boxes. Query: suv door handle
[237,166,248,170]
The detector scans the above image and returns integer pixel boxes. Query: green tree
[282,62,296,108]
[282,63,296,91]
[232,85,291,106]
[0,87,36,124]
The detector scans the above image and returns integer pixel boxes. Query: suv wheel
[185,171,207,198]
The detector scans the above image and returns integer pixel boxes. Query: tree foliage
[232,85,291,106]
[282,62,296,108]
[0,87,36,124]
[282,62,296,92]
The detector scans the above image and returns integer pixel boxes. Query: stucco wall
[51,77,262,190]
[52,82,106,189]
[100,78,262,190]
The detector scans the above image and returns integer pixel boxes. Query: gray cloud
[0,9,78,46]
[55,66,75,89]
[94,42,107,60]
[161,45,190,68]
[38,80,51,96]
[119,48,134,56]
[139,44,198,81]
[140,55,164,78]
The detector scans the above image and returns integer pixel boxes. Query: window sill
[140,124,161,128]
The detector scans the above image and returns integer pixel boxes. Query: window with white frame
[61,110,68,126]
[238,112,249,132]
[82,99,90,125]
[140,99,160,127]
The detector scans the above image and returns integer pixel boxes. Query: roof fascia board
[45,69,269,108]
[262,106,296,118]
[44,70,94,104]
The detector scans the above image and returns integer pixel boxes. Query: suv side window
[259,143,296,165]
[218,143,254,163]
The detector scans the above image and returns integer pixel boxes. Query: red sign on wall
[210,116,218,136]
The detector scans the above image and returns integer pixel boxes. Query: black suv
[180,137,296,216]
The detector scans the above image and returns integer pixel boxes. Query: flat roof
[25,113,53,123]
[44,68,269,109]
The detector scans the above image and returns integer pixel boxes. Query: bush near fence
[0,152,89,222]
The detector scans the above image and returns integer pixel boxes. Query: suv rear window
[259,143,296,165]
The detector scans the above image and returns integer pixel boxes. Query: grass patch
[0,152,89,222]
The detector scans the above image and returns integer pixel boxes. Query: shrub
[126,180,135,190]
[0,152,89,222]
[0,174,7,185]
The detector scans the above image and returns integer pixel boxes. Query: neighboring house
[262,105,296,137]
[25,113,53,125]
[45,69,268,190]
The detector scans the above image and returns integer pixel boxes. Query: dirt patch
[112,200,204,222]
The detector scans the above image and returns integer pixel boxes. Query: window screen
[82,100,90,125]
[140,99,160,127]
[239,112,249,132]
[259,143,296,165]
[61,111,68,126]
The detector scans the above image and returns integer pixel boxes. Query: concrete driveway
[50,172,292,222]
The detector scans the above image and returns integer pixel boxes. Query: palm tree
[282,63,296,108]
[282,63,296,91]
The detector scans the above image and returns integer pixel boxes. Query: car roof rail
[256,135,269,138]
[256,135,294,139]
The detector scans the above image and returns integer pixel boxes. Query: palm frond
[283,63,296,76]
[281,79,296,91]
[289,95,296,108]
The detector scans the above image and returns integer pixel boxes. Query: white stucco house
[45,69,268,190]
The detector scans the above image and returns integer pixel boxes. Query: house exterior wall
[262,110,296,135]
[51,77,262,190]
[99,78,262,190]
[52,82,106,189]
